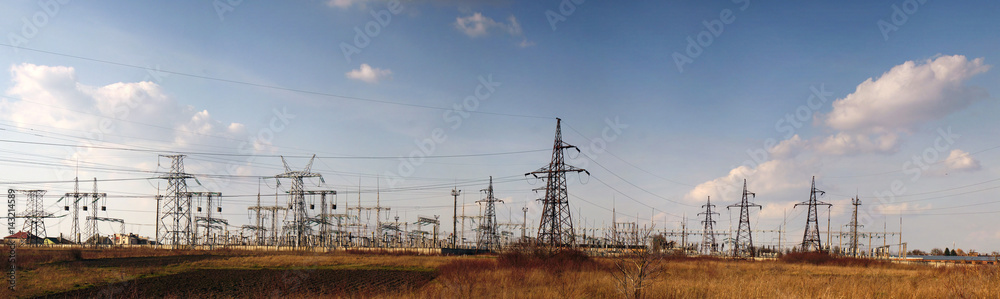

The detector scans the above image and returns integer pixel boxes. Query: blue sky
[1,0,999,253]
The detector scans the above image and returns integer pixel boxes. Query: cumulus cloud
[685,55,991,206]
[813,132,900,156]
[346,64,392,84]
[1,63,248,174]
[943,149,981,172]
[454,13,523,38]
[822,55,990,133]
[685,158,817,203]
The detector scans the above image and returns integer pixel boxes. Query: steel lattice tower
[158,155,194,246]
[476,176,503,251]
[526,118,588,247]
[699,196,719,255]
[66,178,82,243]
[80,179,106,245]
[275,155,322,248]
[848,196,862,257]
[727,180,761,257]
[17,190,48,243]
[795,176,831,252]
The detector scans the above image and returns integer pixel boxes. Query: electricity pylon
[848,195,862,257]
[525,118,589,247]
[699,196,719,255]
[795,176,831,252]
[158,155,194,246]
[275,155,323,248]
[476,176,503,251]
[727,179,761,257]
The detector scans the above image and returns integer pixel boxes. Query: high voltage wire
[0,138,549,159]
[0,43,553,120]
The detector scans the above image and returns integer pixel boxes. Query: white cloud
[685,158,816,203]
[325,0,367,9]
[769,135,806,159]
[345,63,392,83]
[686,55,991,203]
[813,132,900,156]
[944,149,981,172]
[822,55,991,133]
[454,13,523,38]
[1,63,247,171]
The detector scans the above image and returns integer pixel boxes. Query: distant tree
[944,248,951,256]
[930,248,943,256]
[908,249,927,256]
[955,248,966,256]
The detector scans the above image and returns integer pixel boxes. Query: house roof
[4,231,41,239]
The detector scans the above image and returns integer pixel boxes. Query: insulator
[310,204,315,210]
[83,206,88,211]
[217,207,222,212]
[101,206,106,211]
[197,207,202,212]
[332,204,337,210]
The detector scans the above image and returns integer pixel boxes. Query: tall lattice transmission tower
[525,118,589,247]
[275,155,328,248]
[476,176,503,251]
[16,190,48,243]
[157,155,194,246]
[82,179,107,245]
[847,195,862,257]
[699,196,719,255]
[727,179,761,257]
[795,176,830,252]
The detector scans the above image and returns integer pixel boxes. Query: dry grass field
[1,246,998,298]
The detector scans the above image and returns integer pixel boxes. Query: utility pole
[451,187,460,247]
[476,177,503,251]
[521,206,528,240]
[795,176,831,252]
[727,179,762,257]
[699,196,719,255]
[525,118,589,247]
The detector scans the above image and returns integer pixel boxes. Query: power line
[0,138,548,159]
[0,43,553,120]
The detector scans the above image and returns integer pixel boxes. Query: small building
[3,231,42,245]
[43,236,75,245]
[112,233,153,245]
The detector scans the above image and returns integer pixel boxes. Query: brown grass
[4,246,1000,298]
